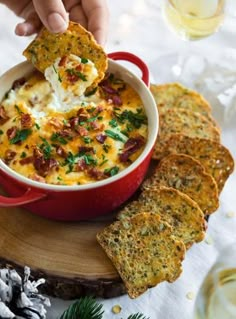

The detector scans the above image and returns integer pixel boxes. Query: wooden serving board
[0,194,127,299]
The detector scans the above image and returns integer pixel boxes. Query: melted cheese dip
[0,71,148,186]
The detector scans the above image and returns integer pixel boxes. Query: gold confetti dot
[205,235,214,245]
[112,304,122,314]
[226,211,235,218]
[186,291,195,300]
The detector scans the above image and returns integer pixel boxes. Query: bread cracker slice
[97,212,185,298]
[150,83,212,115]
[153,108,221,160]
[142,154,219,215]
[23,21,107,90]
[118,186,206,248]
[162,135,235,193]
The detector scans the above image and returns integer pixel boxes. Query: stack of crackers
[97,83,234,298]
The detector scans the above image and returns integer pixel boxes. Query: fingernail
[47,12,68,33]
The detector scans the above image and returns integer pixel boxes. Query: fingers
[32,0,69,33]
[81,0,109,45]
[65,1,88,29]
[15,11,42,36]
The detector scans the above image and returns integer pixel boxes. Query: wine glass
[194,243,236,319]
[151,0,225,83]
[163,0,225,41]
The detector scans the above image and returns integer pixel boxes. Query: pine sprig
[59,296,149,319]
[127,314,149,319]
[60,296,104,319]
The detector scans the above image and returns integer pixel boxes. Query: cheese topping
[0,70,148,186]
[45,54,98,111]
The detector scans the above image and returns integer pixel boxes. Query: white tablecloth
[0,1,235,318]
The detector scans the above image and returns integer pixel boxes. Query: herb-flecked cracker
[23,21,107,89]
[162,135,235,193]
[153,108,221,160]
[97,212,185,298]
[150,83,212,115]
[142,154,219,215]
[117,186,206,248]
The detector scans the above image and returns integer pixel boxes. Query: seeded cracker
[97,212,185,299]
[150,82,212,115]
[23,21,107,90]
[153,108,221,160]
[142,154,219,215]
[161,135,235,193]
[117,186,206,248]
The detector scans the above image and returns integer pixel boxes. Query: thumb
[33,0,69,33]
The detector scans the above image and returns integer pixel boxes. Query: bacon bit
[33,147,59,177]
[59,56,67,67]
[96,134,107,144]
[90,120,104,131]
[77,126,88,136]
[7,126,17,140]
[112,95,122,106]
[75,64,82,71]
[75,158,87,171]
[28,173,46,183]
[19,156,34,165]
[87,167,105,180]
[11,77,26,90]
[69,117,79,129]
[56,145,67,158]
[48,117,63,129]
[67,73,78,84]
[77,108,89,122]
[119,135,145,162]
[21,113,33,129]
[4,149,16,164]
[59,129,73,138]
[78,146,95,154]
[95,105,104,114]
[0,105,9,124]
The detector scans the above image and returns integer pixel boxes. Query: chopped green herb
[51,132,68,145]
[103,144,111,153]
[14,104,23,115]
[20,151,27,158]
[53,64,62,82]
[83,154,97,166]
[83,136,92,144]
[0,129,3,135]
[109,118,118,128]
[35,123,40,130]
[99,154,108,167]
[81,57,88,64]
[66,68,87,81]
[10,129,32,144]
[85,87,97,97]
[104,166,119,177]
[105,129,126,142]
[39,137,52,159]
[115,108,147,128]
[64,152,78,173]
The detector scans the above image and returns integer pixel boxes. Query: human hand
[1,0,109,45]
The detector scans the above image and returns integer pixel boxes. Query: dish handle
[0,173,46,207]
[108,52,149,86]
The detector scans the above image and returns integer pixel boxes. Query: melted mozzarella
[45,54,98,112]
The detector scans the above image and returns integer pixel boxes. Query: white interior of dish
[0,59,159,191]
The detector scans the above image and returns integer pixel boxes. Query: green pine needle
[59,296,148,319]
[60,296,104,319]
[127,314,149,319]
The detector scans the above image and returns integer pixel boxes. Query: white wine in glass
[194,244,236,319]
[163,0,225,40]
